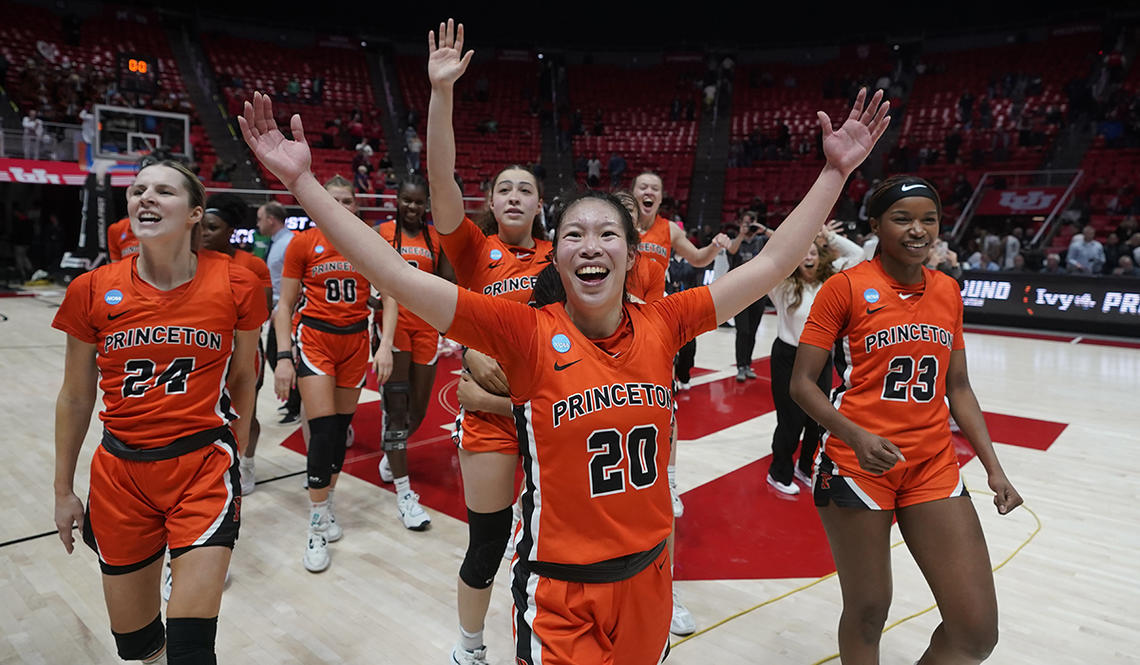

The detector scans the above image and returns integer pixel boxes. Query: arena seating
[397,56,540,199]
[566,61,703,205]
[204,33,384,188]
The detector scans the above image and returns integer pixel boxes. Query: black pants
[674,338,697,384]
[734,298,767,369]
[266,320,301,414]
[768,337,832,484]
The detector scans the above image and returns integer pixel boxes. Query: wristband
[276,351,294,361]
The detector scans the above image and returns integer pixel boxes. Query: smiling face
[797,243,820,280]
[871,196,940,268]
[553,198,637,315]
[489,168,541,243]
[127,164,203,244]
[632,173,663,226]
[396,181,428,231]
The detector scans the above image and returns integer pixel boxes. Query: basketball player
[373,175,454,530]
[631,173,728,634]
[108,215,139,261]
[240,75,889,664]
[275,175,377,571]
[425,25,553,662]
[791,176,1023,664]
[53,160,266,664]
[199,192,272,495]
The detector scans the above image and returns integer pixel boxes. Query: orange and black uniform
[627,215,672,304]
[52,251,268,573]
[799,257,968,510]
[439,216,552,455]
[283,227,371,387]
[377,220,444,365]
[107,217,139,262]
[447,285,718,665]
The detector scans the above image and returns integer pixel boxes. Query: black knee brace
[459,506,514,589]
[306,415,340,489]
[166,617,217,665]
[331,413,353,472]
[112,614,165,661]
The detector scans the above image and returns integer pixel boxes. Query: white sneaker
[670,483,684,518]
[671,591,696,636]
[378,454,393,483]
[323,495,344,543]
[678,381,691,391]
[303,532,330,572]
[450,644,489,665]
[345,423,355,448]
[794,467,813,488]
[239,457,256,495]
[767,474,801,495]
[397,491,431,531]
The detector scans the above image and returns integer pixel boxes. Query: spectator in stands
[352,144,374,175]
[1112,255,1140,277]
[22,109,44,160]
[592,109,604,136]
[354,165,372,194]
[1119,215,1139,239]
[951,174,972,207]
[608,152,626,188]
[311,76,324,103]
[1102,233,1125,275]
[1125,233,1140,266]
[1002,227,1023,269]
[406,130,423,172]
[586,156,601,188]
[286,77,301,101]
[945,125,963,164]
[1040,253,1065,274]
[1067,225,1105,274]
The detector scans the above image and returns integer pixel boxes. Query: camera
[748,223,763,234]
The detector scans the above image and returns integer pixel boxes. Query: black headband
[868,181,940,220]
[204,206,241,228]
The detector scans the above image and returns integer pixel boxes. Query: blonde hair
[784,243,838,311]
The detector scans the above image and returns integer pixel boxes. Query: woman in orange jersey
[200,191,273,496]
[791,176,1023,665]
[424,23,554,665]
[274,175,372,572]
[53,161,266,664]
[372,174,454,530]
[242,59,889,664]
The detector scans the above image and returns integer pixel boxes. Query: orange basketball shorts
[813,440,968,510]
[294,321,369,388]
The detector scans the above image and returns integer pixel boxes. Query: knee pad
[382,428,409,452]
[330,413,353,473]
[112,614,165,661]
[382,380,410,416]
[165,616,217,665]
[459,506,513,589]
[306,415,339,489]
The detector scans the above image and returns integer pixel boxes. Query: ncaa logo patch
[315,245,325,254]
[863,288,880,304]
[104,289,124,306]
[551,334,572,353]
[489,249,503,261]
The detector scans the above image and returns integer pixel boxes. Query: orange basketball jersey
[799,258,965,470]
[283,227,370,329]
[637,215,673,273]
[440,216,553,450]
[626,254,667,304]
[230,249,272,290]
[447,285,717,565]
[52,252,268,449]
[378,220,444,332]
[107,217,139,262]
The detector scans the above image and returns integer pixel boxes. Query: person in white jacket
[765,220,863,494]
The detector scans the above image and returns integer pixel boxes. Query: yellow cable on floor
[669,491,1042,665]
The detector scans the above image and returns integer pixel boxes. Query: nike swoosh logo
[553,359,582,371]
[487,262,502,270]
[900,184,926,191]
[107,310,129,320]
[866,305,887,314]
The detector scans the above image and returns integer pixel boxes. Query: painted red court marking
[677,358,776,439]
[0,292,34,298]
[1077,337,1140,349]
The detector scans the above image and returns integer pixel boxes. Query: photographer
[727,211,772,382]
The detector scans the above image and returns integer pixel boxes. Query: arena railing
[950,169,1083,249]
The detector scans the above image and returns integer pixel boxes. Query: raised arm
[672,225,729,267]
[709,89,889,324]
[426,18,474,235]
[240,93,458,334]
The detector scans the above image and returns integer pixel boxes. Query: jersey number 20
[881,355,938,403]
[587,425,659,497]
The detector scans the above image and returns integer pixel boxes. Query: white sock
[667,465,677,488]
[394,476,411,497]
[309,500,329,530]
[459,626,484,651]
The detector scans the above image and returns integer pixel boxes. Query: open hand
[373,346,394,385]
[238,92,311,189]
[818,88,891,178]
[428,18,474,88]
[54,492,84,554]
